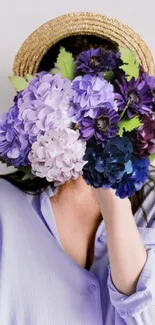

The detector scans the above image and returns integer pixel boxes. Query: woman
[0,12,155,325]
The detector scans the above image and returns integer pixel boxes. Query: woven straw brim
[13,12,155,76]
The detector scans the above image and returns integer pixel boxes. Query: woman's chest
[0,213,112,325]
[0,237,109,325]
[0,197,114,325]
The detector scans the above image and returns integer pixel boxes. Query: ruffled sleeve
[107,247,155,324]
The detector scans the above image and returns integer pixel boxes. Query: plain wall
[0,0,155,173]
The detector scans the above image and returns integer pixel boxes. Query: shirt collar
[40,186,64,248]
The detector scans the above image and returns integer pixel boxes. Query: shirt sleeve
[107,247,155,324]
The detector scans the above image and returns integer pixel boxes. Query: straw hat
[13,12,155,76]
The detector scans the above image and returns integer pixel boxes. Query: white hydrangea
[28,128,87,186]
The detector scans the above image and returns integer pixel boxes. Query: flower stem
[120,100,131,120]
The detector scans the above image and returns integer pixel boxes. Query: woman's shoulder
[0,178,22,197]
[0,178,40,237]
[0,178,30,211]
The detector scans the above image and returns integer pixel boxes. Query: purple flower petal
[7,147,20,159]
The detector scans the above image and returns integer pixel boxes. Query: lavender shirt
[0,178,155,325]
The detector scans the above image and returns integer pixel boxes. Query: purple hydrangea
[115,76,153,118]
[0,105,30,167]
[78,106,120,142]
[17,72,73,143]
[76,48,119,74]
[69,74,115,123]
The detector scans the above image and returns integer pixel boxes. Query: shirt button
[88,285,96,293]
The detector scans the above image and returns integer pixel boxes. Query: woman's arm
[94,188,155,324]
[94,188,147,296]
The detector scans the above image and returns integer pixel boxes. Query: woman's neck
[50,177,102,269]
[51,177,102,234]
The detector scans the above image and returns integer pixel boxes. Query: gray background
[0,0,155,173]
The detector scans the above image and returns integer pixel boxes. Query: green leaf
[120,100,131,120]
[0,156,12,167]
[18,166,35,181]
[0,157,5,164]
[25,74,34,82]
[9,74,34,92]
[118,116,143,137]
[103,70,114,82]
[6,162,13,167]
[9,76,29,91]
[149,153,155,162]
[52,68,60,75]
[22,172,35,181]
[119,47,140,81]
[52,47,76,80]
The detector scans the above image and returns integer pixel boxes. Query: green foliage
[103,70,114,82]
[21,172,35,181]
[9,74,34,92]
[118,116,143,137]
[18,166,35,181]
[25,74,34,82]
[119,47,140,81]
[52,47,76,80]
[149,153,155,162]
[0,156,5,164]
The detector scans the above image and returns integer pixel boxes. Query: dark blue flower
[83,136,133,189]
[113,158,149,198]
[76,48,119,74]
[130,157,149,187]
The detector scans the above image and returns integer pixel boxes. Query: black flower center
[128,91,140,104]
[96,116,110,132]
[89,56,103,68]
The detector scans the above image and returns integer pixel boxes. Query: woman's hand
[93,188,147,296]
[93,187,132,220]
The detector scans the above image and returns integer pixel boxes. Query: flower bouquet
[0,46,155,198]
